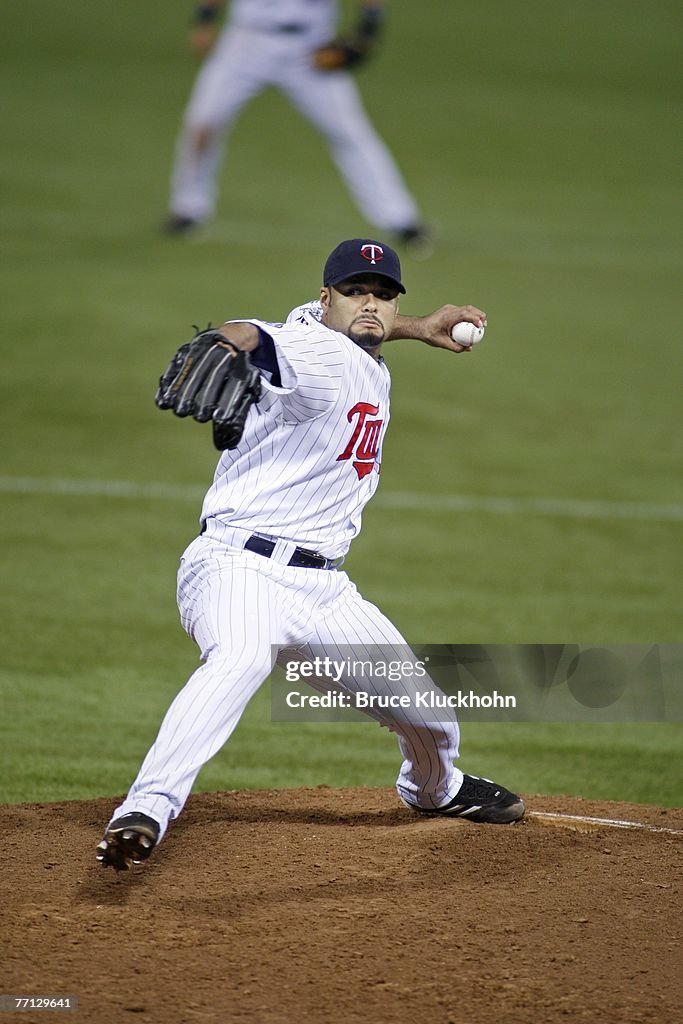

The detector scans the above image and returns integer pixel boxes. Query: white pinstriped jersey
[230,0,337,37]
[200,303,391,558]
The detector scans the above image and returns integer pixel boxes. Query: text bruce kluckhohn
[285,690,517,710]
[283,658,516,710]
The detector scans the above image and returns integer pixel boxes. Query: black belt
[244,535,335,569]
[200,523,336,570]
[274,23,306,33]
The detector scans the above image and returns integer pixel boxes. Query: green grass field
[1,1,681,807]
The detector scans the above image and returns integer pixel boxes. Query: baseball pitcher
[97,238,524,871]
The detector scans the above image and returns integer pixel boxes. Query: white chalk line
[1,475,682,523]
[530,811,683,836]
[0,476,206,502]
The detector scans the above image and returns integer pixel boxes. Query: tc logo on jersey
[337,402,383,479]
[360,244,384,265]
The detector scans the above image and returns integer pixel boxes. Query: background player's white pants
[169,26,421,231]
[113,527,461,839]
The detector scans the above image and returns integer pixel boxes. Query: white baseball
[450,322,485,346]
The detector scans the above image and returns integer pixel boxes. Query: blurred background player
[164,0,433,254]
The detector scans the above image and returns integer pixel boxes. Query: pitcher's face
[321,275,400,352]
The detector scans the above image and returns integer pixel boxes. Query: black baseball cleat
[395,223,436,260]
[96,812,160,871]
[163,214,201,235]
[403,774,525,824]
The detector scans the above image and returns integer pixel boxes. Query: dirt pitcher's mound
[2,788,681,1024]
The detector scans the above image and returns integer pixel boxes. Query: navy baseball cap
[323,238,406,294]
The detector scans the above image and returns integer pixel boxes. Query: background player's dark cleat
[403,774,525,824]
[96,812,160,871]
[396,223,436,260]
[163,214,200,235]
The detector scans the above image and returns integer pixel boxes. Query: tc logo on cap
[360,244,384,265]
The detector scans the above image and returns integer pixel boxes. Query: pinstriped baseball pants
[112,529,462,840]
